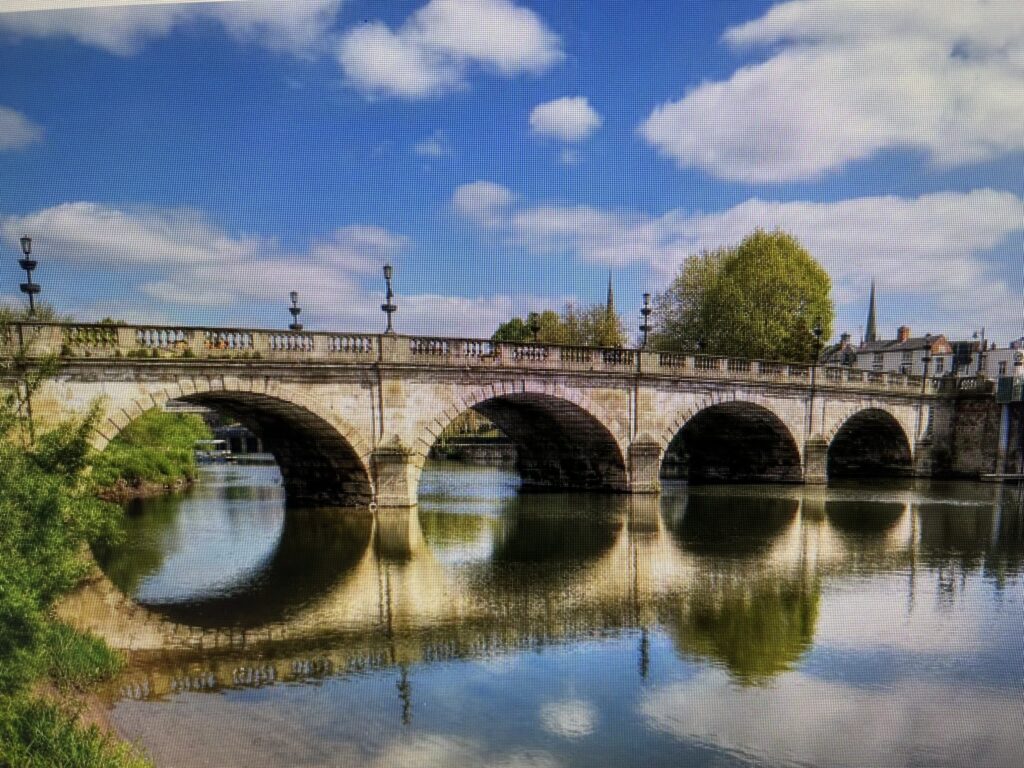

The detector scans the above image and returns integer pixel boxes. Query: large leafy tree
[652,230,833,362]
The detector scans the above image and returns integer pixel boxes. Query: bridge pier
[913,438,934,477]
[628,441,663,494]
[372,444,422,508]
[802,437,829,485]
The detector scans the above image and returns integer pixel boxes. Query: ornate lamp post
[381,264,397,334]
[921,345,932,394]
[639,292,652,349]
[288,291,303,331]
[973,328,987,376]
[810,321,824,401]
[18,235,40,317]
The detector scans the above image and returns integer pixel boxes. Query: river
[93,462,1024,768]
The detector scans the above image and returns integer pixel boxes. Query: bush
[0,321,151,765]
[91,410,212,489]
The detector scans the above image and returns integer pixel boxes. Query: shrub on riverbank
[91,409,212,491]
[0,403,151,766]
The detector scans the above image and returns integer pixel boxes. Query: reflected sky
[102,464,1024,768]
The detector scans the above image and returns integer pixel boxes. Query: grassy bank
[92,409,212,499]
[0,402,152,767]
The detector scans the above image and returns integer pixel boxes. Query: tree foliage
[492,303,627,348]
[652,230,834,362]
[0,301,73,324]
[91,409,212,490]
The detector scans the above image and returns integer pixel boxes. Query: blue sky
[0,0,1022,342]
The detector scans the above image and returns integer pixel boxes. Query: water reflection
[91,466,1024,768]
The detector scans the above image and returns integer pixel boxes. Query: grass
[0,696,149,768]
[91,409,212,489]
[44,623,125,692]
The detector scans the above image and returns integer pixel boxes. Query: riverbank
[0,400,186,765]
[97,476,193,504]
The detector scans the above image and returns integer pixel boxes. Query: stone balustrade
[0,321,941,395]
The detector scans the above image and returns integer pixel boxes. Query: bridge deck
[1,321,939,397]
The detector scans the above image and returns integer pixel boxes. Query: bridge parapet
[1,321,940,396]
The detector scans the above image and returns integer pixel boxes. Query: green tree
[0,301,73,324]
[91,409,212,491]
[652,230,834,362]
[576,302,627,347]
[491,304,626,348]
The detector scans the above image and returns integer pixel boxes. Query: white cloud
[639,1,1024,182]
[451,181,516,227]
[0,202,266,264]
[453,182,1024,340]
[0,200,540,337]
[337,22,460,98]
[414,131,451,158]
[530,97,601,142]
[370,734,561,768]
[336,0,563,98]
[0,1,342,57]
[538,699,597,739]
[641,670,1024,768]
[0,106,42,150]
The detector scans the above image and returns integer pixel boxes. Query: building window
[902,351,912,362]
[999,361,1007,376]
[934,358,944,373]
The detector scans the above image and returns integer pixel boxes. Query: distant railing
[0,321,942,395]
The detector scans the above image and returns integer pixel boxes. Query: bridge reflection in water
[59,465,1024,709]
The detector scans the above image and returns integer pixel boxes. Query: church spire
[606,272,615,320]
[865,279,878,343]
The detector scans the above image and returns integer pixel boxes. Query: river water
[95,462,1024,768]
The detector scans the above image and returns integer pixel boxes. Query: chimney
[897,326,911,343]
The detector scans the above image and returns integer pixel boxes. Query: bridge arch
[826,407,914,479]
[417,382,630,493]
[658,398,804,483]
[93,378,374,506]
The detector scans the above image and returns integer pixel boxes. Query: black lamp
[18,235,39,316]
[381,264,397,334]
[288,291,303,331]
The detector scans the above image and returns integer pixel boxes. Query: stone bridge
[2,322,942,507]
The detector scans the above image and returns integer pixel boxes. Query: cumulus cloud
[0,1,342,57]
[453,182,1024,339]
[0,106,42,150]
[641,670,1024,768]
[530,97,602,142]
[0,201,536,337]
[639,1,1024,182]
[336,0,563,98]
[451,181,516,227]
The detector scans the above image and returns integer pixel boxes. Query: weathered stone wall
[939,395,1001,477]
[429,440,516,467]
